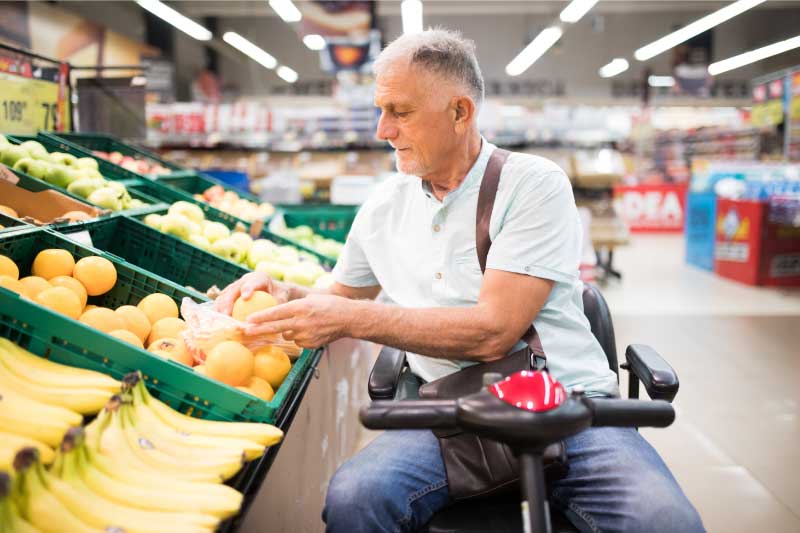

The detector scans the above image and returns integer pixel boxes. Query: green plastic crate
[44,131,184,173]
[0,212,31,235]
[158,171,262,203]
[0,164,165,219]
[0,226,315,423]
[57,214,249,294]
[278,204,358,243]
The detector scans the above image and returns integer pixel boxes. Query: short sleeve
[485,169,582,284]
[331,206,380,288]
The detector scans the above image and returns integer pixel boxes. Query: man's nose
[376,111,398,141]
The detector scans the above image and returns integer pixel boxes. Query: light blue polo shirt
[332,138,619,397]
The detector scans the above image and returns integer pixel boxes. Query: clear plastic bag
[180,298,302,364]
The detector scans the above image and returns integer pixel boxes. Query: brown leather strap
[476,148,546,367]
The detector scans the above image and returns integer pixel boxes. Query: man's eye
[394,111,410,118]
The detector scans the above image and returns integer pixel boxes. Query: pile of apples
[143,201,332,288]
[0,136,144,212]
[273,225,343,260]
[92,150,171,176]
[196,185,274,223]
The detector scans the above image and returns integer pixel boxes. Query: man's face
[374,62,458,178]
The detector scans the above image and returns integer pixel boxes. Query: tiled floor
[605,235,800,533]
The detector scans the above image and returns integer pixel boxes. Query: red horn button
[489,371,566,412]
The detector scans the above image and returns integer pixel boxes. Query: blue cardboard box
[685,192,717,271]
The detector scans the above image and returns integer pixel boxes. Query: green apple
[247,240,279,269]
[284,261,325,287]
[274,246,300,265]
[45,165,79,188]
[292,225,315,239]
[127,199,145,209]
[75,157,99,170]
[188,234,211,251]
[19,140,49,160]
[187,220,202,237]
[67,177,103,198]
[0,134,8,148]
[160,213,192,240]
[81,167,103,180]
[13,157,50,180]
[48,152,78,166]
[168,201,205,223]
[211,237,247,264]
[229,232,254,253]
[143,214,163,229]
[202,221,230,243]
[298,251,321,265]
[317,240,343,259]
[1,145,30,167]
[88,187,123,211]
[255,260,286,281]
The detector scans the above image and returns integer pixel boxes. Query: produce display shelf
[56,214,249,294]
[0,226,315,424]
[44,131,185,173]
[4,136,169,218]
[278,203,358,243]
[157,170,262,203]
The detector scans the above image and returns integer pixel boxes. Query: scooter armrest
[368,346,407,400]
[624,344,679,403]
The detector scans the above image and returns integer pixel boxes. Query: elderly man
[216,29,703,533]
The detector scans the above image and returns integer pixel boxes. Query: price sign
[0,71,70,134]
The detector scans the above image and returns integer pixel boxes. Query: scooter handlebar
[585,398,675,428]
[360,400,458,430]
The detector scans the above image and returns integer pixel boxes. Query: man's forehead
[374,62,437,107]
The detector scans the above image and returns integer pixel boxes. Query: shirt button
[433,224,441,232]
[435,272,442,280]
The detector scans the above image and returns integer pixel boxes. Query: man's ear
[451,96,475,126]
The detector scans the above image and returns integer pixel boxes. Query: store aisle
[610,235,800,533]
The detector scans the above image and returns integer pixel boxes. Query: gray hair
[374,28,484,106]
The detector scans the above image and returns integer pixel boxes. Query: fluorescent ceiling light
[269,0,302,22]
[136,0,212,41]
[223,31,278,69]
[635,0,765,61]
[560,0,599,23]
[648,75,676,87]
[402,0,423,35]
[303,34,326,51]
[506,27,563,77]
[277,65,298,83]
[709,34,800,75]
[598,58,629,78]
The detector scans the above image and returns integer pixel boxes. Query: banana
[0,397,73,447]
[13,448,102,533]
[0,471,41,533]
[0,361,111,415]
[0,340,120,391]
[0,433,54,470]
[124,402,262,461]
[132,379,282,446]
[0,389,83,427]
[48,449,217,533]
[113,405,244,482]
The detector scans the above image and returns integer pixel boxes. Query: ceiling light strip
[136,0,212,41]
[560,0,599,24]
[506,26,563,77]
[709,34,800,75]
[402,0,424,35]
[598,58,629,78]
[223,31,278,69]
[268,0,302,23]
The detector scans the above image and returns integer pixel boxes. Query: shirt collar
[420,137,496,204]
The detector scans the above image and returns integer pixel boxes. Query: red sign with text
[613,184,688,233]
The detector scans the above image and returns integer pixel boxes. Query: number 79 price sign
[0,66,71,134]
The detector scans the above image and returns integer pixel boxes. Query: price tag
[0,71,70,134]
[67,230,94,248]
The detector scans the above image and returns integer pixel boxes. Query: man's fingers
[247,302,300,324]
[244,319,296,336]
[214,284,241,313]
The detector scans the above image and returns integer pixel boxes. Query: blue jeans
[323,427,704,533]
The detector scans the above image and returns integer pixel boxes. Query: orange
[137,293,179,325]
[108,329,144,349]
[114,305,151,344]
[0,255,19,280]
[231,291,277,321]
[31,249,75,280]
[245,376,274,401]
[49,276,87,309]
[18,276,50,299]
[194,364,208,375]
[72,256,116,296]
[235,386,255,397]
[34,286,82,319]
[79,307,125,334]
[83,304,98,312]
[205,341,254,387]
[147,317,187,347]
[253,346,291,389]
[149,337,192,366]
[0,205,18,218]
[0,275,25,295]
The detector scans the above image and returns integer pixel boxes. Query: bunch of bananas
[0,338,120,466]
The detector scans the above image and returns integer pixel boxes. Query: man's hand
[214,271,291,315]
[244,294,354,348]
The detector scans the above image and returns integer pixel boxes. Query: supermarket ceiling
[180,0,800,18]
